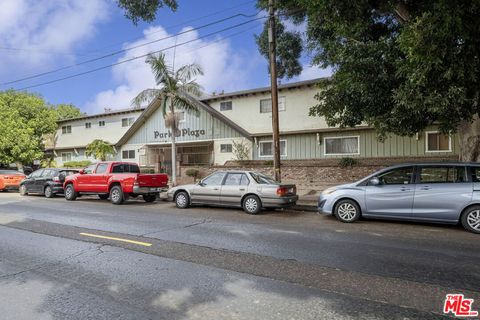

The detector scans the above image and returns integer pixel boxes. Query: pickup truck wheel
[143,194,156,203]
[110,186,124,205]
[44,185,54,198]
[242,195,262,215]
[98,194,109,200]
[175,191,189,209]
[65,184,76,201]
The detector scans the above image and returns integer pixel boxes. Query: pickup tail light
[276,186,296,197]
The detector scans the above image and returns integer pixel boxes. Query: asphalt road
[0,192,478,319]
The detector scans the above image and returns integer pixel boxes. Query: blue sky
[0,0,331,114]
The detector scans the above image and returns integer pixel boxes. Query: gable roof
[115,93,252,147]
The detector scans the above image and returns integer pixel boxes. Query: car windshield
[249,172,278,184]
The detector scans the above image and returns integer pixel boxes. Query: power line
[84,0,257,55]
[15,16,266,91]
[1,11,261,86]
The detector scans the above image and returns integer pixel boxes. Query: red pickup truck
[63,162,168,204]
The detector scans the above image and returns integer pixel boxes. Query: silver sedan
[167,171,298,214]
[318,163,480,234]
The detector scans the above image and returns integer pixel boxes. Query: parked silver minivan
[318,163,480,233]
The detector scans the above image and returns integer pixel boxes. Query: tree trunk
[457,115,480,162]
[170,106,177,187]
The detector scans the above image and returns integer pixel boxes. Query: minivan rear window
[419,166,466,183]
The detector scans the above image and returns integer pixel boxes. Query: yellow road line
[79,232,152,247]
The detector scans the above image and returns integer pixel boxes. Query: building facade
[50,78,459,171]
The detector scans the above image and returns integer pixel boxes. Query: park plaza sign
[154,128,206,139]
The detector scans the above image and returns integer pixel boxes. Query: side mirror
[79,169,85,174]
[369,177,380,186]
[198,180,205,186]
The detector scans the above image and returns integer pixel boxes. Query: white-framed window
[259,140,287,157]
[122,150,135,159]
[324,136,360,155]
[220,144,232,153]
[220,101,232,111]
[425,131,451,152]
[61,125,71,134]
[259,96,286,113]
[85,122,91,129]
[122,117,135,127]
[99,120,105,127]
[61,152,72,162]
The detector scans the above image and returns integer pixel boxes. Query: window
[220,144,232,153]
[30,170,44,178]
[220,101,232,111]
[376,167,413,185]
[259,140,287,157]
[83,164,96,174]
[122,150,135,159]
[61,152,72,162]
[99,120,105,127]
[472,167,480,183]
[259,96,286,113]
[250,172,278,184]
[112,164,140,173]
[61,125,71,134]
[95,163,108,174]
[202,172,226,186]
[223,173,244,186]
[42,169,54,177]
[122,117,135,127]
[419,166,466,183]
[324,136,359,155]
[85,122,91,129]
[426,131,451,152]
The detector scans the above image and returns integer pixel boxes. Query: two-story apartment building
[51,78,459,171]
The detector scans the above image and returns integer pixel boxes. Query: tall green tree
[132,53,203,186]
[85,139,115,161]
[0,91,57,165]
[116,0,177,25]
[54,104,84,120]
[120,0,480,161]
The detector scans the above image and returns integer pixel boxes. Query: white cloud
[85,25,262,113]
[295,64,332,81]
[0,0,109,77]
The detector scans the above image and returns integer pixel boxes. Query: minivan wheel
[461,206,480,234]
[175,191,189,209]
[44,185,54,198]
[19,185,27,196]
[334,199,360,223]
[64,184,76,201]
[243,195,261,214]
[110,186,124,205]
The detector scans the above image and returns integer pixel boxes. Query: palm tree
[132,53,203,186]
[86,139,115,161]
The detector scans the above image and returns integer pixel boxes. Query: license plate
[149,187,161,192]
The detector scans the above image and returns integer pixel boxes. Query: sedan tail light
[276,187,289,197]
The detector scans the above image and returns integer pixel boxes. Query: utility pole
[268,0,281,182]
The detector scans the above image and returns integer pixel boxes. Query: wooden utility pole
[268,0,281,182]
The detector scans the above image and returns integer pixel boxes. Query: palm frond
[175,63,203,83]
[131,88,163,108]
[171,94,199,114]
[181,81,203,98]
[146,53,173,86]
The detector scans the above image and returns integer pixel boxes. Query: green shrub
[338,157,359,167]
[141,168,155,173]
[185,168,200,181]
[63,160,92,168]
[264,160,274,166]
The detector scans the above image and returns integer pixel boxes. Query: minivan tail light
[53,176,60,182]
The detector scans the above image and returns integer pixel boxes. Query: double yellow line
[79,232,152,247]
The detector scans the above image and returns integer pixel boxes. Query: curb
[290,203,318,212]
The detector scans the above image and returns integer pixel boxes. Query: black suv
[19,168,78,198]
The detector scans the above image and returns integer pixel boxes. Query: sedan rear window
[250,172,278,184]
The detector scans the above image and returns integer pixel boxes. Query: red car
[0,170,25,191]
[63,162,168,204]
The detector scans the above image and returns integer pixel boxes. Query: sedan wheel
[44,186,54,198]
[335,200,360,223]
[461,206,480,234]
[243,195,261,214]
[19,185,27,196]
[175,191,189,209]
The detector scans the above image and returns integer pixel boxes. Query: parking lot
[1,191,479,319]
